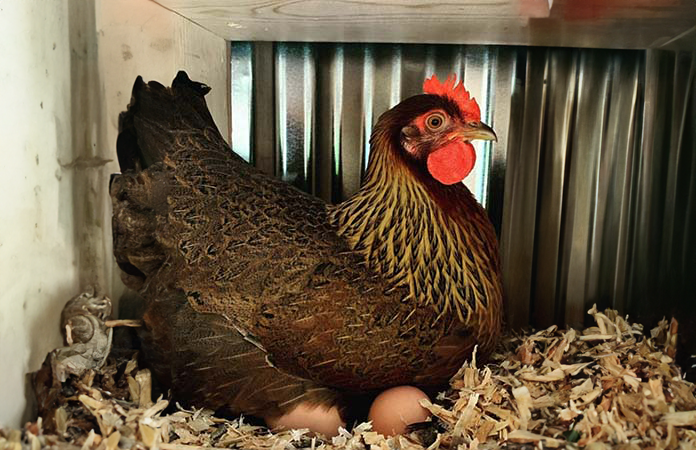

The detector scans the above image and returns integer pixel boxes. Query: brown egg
[368,386,431,436]
[265,402,345,437]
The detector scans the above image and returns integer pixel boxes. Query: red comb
[423,74,481,121]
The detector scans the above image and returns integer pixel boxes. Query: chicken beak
[471,122,497,142]
[449,121,498,142]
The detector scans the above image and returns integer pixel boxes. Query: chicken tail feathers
[116,71,218,173]
[112,71,218,290]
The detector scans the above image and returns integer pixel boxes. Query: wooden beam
[152,0,696,51]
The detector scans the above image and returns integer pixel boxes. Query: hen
[110,71,502,425]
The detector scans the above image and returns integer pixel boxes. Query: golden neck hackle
[330,126,502,336]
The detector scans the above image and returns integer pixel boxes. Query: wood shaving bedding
[3,304,696,450]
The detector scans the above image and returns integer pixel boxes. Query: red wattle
[426,141,476,185]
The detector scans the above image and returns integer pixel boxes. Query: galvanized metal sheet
[229,43,696,333]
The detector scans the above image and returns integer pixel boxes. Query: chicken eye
[425,113,446,131]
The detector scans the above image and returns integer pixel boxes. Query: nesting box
[1,0,695,434]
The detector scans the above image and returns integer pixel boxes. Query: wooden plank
[153,0,548,43]
[69,0,114,297]
[96,0,230,150]
[95,0,230,304]
[152,0,696,51]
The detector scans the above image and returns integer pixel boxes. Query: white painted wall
[0,1,80,427]
[96,0,230,150]
[0,0,228,428]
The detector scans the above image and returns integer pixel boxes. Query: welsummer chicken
[110,72,503,435]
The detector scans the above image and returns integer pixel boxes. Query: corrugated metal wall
[229,43,696,339]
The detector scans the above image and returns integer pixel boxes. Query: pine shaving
[3,305,696,449]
